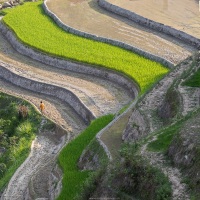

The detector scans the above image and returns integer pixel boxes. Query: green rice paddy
[57,115,114,200]
[2,2,169,93]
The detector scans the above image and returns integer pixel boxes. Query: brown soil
[46,0,196,64]
[0,1,198,198]
[110,0,200,38]
[0,21,132,199]
[0,32,132,119]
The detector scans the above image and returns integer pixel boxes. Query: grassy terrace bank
[2,2,169,92]
[57,115,114,200]
[0,92,42,192]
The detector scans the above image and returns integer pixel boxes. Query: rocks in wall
[122,109,148,142]
[168,111,200,199]
[1,0,20,9]
[43,0,173,68]
[158,88,180,124]
[78,149,100,171]
[2,2,12,8]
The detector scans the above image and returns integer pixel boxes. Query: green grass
[184,68,200,87]
[147,123,182,152]
[2,2,169,93]
[0,92,42,192]
[57,115,114,200]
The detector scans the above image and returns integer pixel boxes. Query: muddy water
[110,0,200,38]
[46,0,196,64]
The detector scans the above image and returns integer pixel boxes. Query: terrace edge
[0,21,139,98]
[98,0,200,49]
[43,0,174,68]
[0,61,95,124]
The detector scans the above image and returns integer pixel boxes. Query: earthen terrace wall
[0,21,139,99]
[43,0,173,68]
[98,0,200,49]
[0,61,95,124]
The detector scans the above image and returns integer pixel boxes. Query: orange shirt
[40,103,45,111]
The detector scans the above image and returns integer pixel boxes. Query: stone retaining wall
[0,21,139,98]
[43,0,173,68]
[0,62,95,124]
[99,0,200,49]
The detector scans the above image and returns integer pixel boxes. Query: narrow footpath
[0,18,133,199]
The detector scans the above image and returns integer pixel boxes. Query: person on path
[40,101,45,114]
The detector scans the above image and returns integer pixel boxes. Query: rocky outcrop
[2,2,12,8]
[168,111,200,199]
[122,109,148,142]
[78,149,100,171]
[122,56,194,142]
[158,88,180,124]
[1,0,20,9]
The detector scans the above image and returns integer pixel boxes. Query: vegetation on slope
[118,145,172,200]
[81,143,172,200]
[57,115,114,200]
[167,109,200,200]
[147,106,200,199]
[184,68,200,87]
[0,92,42,192]
[2,2,169,92]
[147,122,182,153]
[75,138,109,200]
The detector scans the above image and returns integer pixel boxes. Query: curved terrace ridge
[43,0,173,68]
[0,61,95,124]
[0,3,170,94]
[99,0,200,49]
[0,19,142,95]
[46,0,195,65]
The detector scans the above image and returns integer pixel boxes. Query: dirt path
[110,0,200,39]
[1,119,67,200]
[0,78,86,133]
[0,22,133,199]
[46,0,196,64]
[178,84,200,116]
[0,33,132,118]
[140,135,190,200]
[137,60,193,133]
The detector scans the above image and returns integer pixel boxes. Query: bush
[0,163,7,178]
[116,145,172,200]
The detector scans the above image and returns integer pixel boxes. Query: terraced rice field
[46,0,196,64]
[110,0,200,38]
[2,2,169,92]
[0,0,198,199]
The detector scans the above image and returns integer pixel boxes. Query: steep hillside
[79,54,200,200]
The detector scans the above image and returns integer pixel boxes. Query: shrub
[0,163,7,178]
